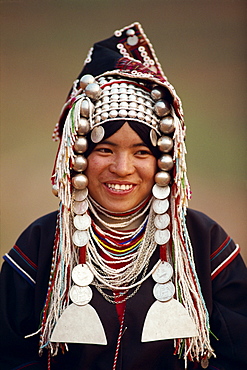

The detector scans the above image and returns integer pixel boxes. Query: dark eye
[95,147,112,154]
[135,149,152,156]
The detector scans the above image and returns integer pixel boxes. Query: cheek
[142,158,157,185]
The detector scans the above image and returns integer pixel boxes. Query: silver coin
[127,35,139,46]
[152,184,170,200]
[73,214,91,231]
[152,198,169,214]
[72,230,89,247]
[201,358,209,369]
[154,229,170,245]
[73,188,88,201]
[153,281,175,302]
[154,213,170,229]
[73,199,88,215]
[152,261,173,283]
[91,126,105,143]
[72,264,94,286]
[69,285,93,306]
[150,129,157,146]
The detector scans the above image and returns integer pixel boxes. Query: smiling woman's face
[85,122,157,213]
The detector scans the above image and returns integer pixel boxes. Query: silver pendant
[73,214,91,230]
[152,184,170,200]
[152,261,173,284]
[72,264,94,287]
[69,285,93,306]
[154,213,170,229]
[153,281,175,302]
[73,188,88,201]
[150,129,157,146]
[154,229,170,245]
[50,303,107,345]
[91,126,105,143]
[141,299,198,342]
[73,199,89,215]
[72,230,89,247]
[152,198,169,214]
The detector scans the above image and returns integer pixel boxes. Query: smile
[105,183,134,191]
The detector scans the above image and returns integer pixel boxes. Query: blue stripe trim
[3,255,35,287]
[210,238,232,262]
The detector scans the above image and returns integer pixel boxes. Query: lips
[105,183,134,191]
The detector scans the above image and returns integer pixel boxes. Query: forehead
[99,122,146,146]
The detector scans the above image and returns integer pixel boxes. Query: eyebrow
[98,140,149,148]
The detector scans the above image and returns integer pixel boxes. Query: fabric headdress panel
[43,22,214,366]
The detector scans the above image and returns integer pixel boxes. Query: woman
[0,22,246,370]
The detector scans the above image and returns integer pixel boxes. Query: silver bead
[111,88,118,94]
[154,100,170,117]
[72,173,88,190]
[126,29,135,36]
[151,86,166,101]
[120,93,128,100]
[120,101,128,109]
[109,110,118,118]
[119,109,127,118]
[129,102,137,109]
[102,104,110,111]
[80,99,95,117]
[74,136,88,153]
[158,154,174,171]
[155,171,171,186]
[128,110,137,118]
[77,117,90,135]
[110,102,118,109]
[157,136,173,152]
[52,185,58,197]
[85,83,102,100]
[101,112,109,120]
[159,116,175,134]
[79,74,95,89]
[137,112,145,120]
[72,155,87,172]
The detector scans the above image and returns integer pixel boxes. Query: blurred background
[1,0,246,264]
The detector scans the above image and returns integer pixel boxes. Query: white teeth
[106,183,133,191]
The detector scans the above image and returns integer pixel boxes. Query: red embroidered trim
[211,245,240,280]
[210,236,231,260]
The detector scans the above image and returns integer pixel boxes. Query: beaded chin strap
[40,22,214,367]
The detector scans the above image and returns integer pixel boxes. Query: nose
[109,153,135,177]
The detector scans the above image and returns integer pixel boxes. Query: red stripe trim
[13,245,38,269]
[211,245,240,280]
[210,236,231,260]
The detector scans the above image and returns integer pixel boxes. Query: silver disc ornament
[154,213,170,230]
[152,198,169,214]
[154,228,170,245]
[152,184,170,200]
[153,281,175,302]
[152,261,173,284]
[72,230,89,247]
[72,264,94,286]
[73,214,91,230]
[69,285,93,306]
[73,199,89,215]
[73,188,88,201]
[91,126,105,143]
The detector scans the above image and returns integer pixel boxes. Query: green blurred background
[1,0,246,264]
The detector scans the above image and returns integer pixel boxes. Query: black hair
[84,120,160,158]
